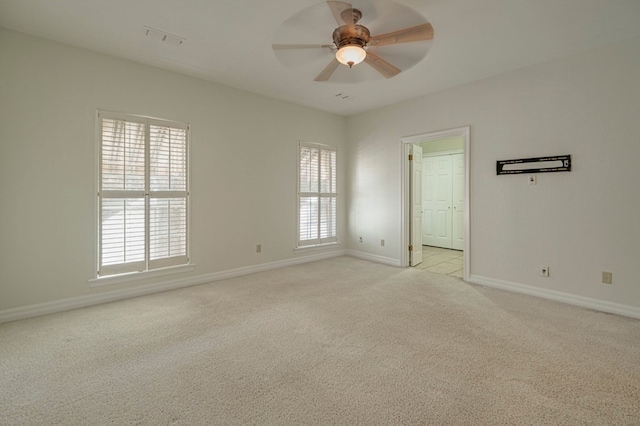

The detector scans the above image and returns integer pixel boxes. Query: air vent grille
[144,26,184,46]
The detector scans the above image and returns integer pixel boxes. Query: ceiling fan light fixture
[336,45,366,68]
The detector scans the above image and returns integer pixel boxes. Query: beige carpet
[1,256,639,425]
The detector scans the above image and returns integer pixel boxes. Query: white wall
[0,28,347,312]
[347,36,640,312]
[3,26,640,318]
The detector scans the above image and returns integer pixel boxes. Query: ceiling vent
[144,26,184,46]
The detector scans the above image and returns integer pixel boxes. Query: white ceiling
[2,0,640,116]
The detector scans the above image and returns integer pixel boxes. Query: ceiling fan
[272,0,434,82]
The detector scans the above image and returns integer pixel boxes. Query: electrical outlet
[380,239,385,247]
[359,237,363,243]
[602,271,612,285]
[540,266,549,277]
[256,244,261,253]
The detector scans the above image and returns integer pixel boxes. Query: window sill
[89,263,196,288]
[294,242,342,254]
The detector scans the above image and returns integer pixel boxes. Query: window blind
[98,112,189,277]
[298,143,337,247]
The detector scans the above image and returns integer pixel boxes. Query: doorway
[400,127,470,281]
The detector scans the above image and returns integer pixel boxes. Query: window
[298,143,337,247]
[97,111,189,277]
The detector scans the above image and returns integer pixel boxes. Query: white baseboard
[0,249,347,324]
[346,250,402,267]
[469,274,640,320]
[6,254,637,323]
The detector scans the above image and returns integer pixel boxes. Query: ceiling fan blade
[364,52,401,79]
[326,1,354,26]
[272,44,334,50]
[314,59,340,81]
[371,23,434,47]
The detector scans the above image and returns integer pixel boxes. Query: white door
[410,144,423,266]
[422,155,453,248]
[452,153,465,250]
[422,157,436,244]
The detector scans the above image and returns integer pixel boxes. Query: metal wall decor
[497,155,571,175]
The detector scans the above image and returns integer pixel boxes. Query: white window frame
[94,110,191,279]
[297,142,338,248]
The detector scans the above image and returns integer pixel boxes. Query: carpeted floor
[1,256,639,425]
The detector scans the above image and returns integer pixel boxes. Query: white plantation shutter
[148,123,188,269]
[298,143,337,247]
[98,112,189,277]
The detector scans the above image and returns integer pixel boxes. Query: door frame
[409,143,423,266]
[400,126,470,281]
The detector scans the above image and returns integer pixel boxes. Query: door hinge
[409,245,413,251]
[409,154,413,161]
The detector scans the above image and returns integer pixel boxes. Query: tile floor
[414,246,464,278]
